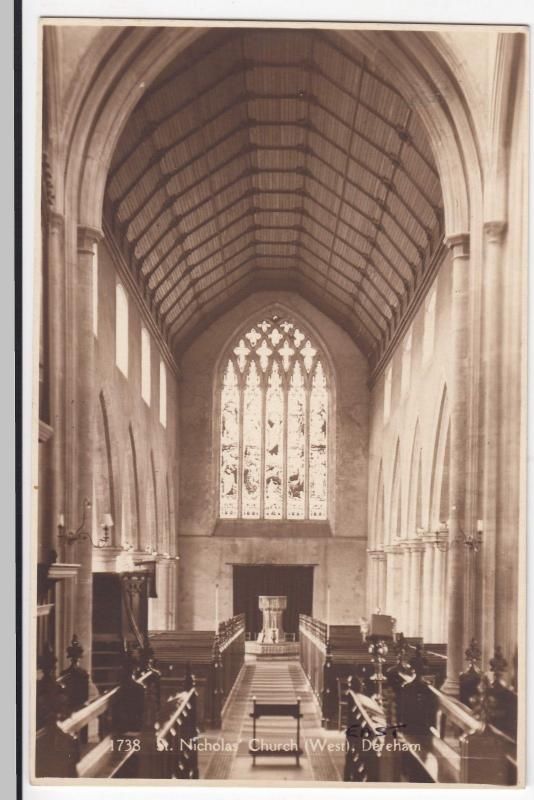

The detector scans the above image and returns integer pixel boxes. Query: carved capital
[444,232,470,259]
[484,220,507,244]
[367,548,386,560]
[77,224,104,256]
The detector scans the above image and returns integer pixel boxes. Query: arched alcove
[95,391,117,541]
[120,424,140,550]
[389,440,402,543]
[407,420,423,534]
[373,462,385,548]
[429,386,451,530]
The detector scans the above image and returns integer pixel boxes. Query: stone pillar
[376,551,387,612]
[399,542,411,635]
[71,225,102,673]
[408,542,424,636]
[421,539,435,641]
[46,211,66,560]
[367,550,384,613]
[384,545,396,615]
[441,232,470,694]
[481,221,508,667]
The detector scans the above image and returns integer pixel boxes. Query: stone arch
[407,420,423,534]
[148,450,159,553]
[429,385,451,529]
[389,440,402,543]
[52,27,481,248]
[485,32,526,222]
[120,423,141,550]
[372,461,385,548]
[95,390,118,542]
[164,473,173,555]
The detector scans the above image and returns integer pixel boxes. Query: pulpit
[257,595,287,643]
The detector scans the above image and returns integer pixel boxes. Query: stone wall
[367,250,454,638]
[177,290,370,629]
[92,239,180,628]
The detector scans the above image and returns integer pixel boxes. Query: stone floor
[202,659,345,782]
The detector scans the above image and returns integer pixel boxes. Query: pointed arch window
[219,313,330,520]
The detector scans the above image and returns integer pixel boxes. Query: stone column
[376,551,387,612]
[421,538,435,641]
[71,225,102,673]
[481,221,508,667]
[46,211,66,560]
[384,545,396,615]
[367,550,384,612]
[399,541,411,635]
[441,232,470,695]
[408,542,424,637]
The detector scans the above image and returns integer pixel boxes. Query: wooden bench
[249,698,303,766]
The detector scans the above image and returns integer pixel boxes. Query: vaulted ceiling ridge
[105,28,444,362]
[114,132,436,272]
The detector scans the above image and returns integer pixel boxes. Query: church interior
[34,24,526,784]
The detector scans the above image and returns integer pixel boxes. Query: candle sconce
[432,520,483,553]
[57,501,114,548]
[432,521,449,552]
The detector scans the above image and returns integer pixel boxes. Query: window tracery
[219,313,329,520]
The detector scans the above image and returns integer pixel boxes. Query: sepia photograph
[29,18,527,789]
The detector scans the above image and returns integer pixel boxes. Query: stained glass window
[219,313,330,520]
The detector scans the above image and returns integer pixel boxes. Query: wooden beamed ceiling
[104,27,444,361]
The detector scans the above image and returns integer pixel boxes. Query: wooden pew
[35,667,161,778]
[149,614,245,729]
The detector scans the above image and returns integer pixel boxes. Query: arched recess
[485,32,526,222]
[147,451,159,553]
[407,421,423,534]
[373,462,385,549]
[95,390,118,543]
[121,424,141,550]
[429,386,451,529]
[389,440,402,543]
[54,27,482,259]
[164,474,173,555]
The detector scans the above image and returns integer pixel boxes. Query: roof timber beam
[167,262,382,353]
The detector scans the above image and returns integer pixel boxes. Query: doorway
[232,565,314,638]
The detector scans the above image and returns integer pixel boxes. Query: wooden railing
[298,614,326,707]
[216,613,246,722]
